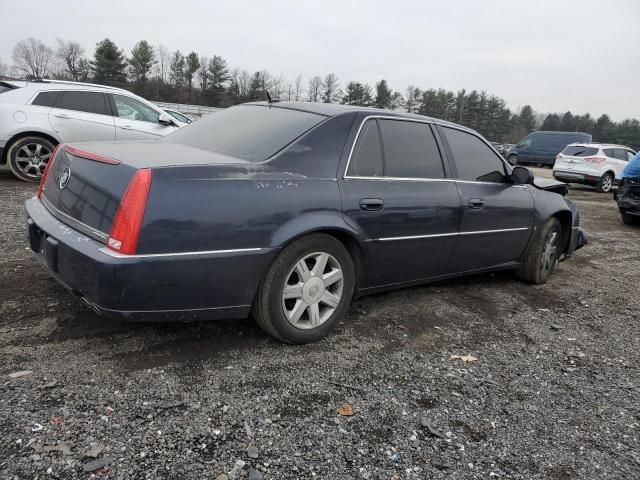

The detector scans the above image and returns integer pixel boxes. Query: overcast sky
[3,0,639,120]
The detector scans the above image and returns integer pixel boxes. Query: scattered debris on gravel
[1,169,639,478]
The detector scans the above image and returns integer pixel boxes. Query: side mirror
[158,112,176,126]
[511,166,534,185]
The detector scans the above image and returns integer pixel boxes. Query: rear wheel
[516,218,562,285]
[621,212,640,226]
[253,234,355,344]
[595,172,614,193]
[7,136,57,182]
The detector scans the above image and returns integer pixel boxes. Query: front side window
[520,137,532,148]
[112,95,160,123]
[55,91,108,115]
[614,149,629,161]
[442,127,507,183]
[379,120,444,178]
[347,120,383,177]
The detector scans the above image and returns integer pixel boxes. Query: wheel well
[603,170,615,179]
[1,131,60,165]
[552,211,572,252]
[285,228,365,288]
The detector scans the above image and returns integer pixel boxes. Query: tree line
[4,37,639,149]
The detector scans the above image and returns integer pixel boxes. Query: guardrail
[152,102,223,117]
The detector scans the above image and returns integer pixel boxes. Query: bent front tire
[516,218,562,285]
[253,234,355,344]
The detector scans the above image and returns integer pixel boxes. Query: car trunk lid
[39,142,249,243]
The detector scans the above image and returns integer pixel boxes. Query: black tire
[508,155,518,165]
[621,212,640,226]
[7,136,57,183]
[516,218,562,285]
[253,233,355,344]
[595,172,614,193]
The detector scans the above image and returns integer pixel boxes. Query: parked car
[25,101,587,344]
[506,131,592,167]
[615,179,640,225]
[553,143,636,192]
[0,80,180,182]
[164,108,194,126]
[490,142,506,156]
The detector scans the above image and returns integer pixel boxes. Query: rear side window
[56,91,109,115]
[31,91,60,107]
[602,148,615,158]
[379,120,444,178]
[442,127,506,183]
[164,105,325,162]
[348,120,383,177]
[562,145,599,157]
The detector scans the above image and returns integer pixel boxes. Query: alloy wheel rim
[602,175,612,192]
[15,143,52,179]
[540,230,558,274]
[281,251,344,330]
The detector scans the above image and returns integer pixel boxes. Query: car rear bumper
[553,170,605,184]
[25,196,277,321]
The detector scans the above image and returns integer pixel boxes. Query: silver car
[0,80,180,182]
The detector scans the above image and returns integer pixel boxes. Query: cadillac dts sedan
[25,102,587,343]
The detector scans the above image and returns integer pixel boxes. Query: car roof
[566,142,633,149]
[5,79,130,94]
[243,101,470,131]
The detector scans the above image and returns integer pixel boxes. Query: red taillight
[107,169,152,255]
[585,156,606,164]
[63,145,120,165]
[37,145,61,198]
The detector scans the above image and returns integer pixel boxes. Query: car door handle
[359,198,384,211]
[468,198,484,209]
[120,125,133,130]
[54,113,70,119]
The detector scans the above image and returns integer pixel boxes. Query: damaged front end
[616,178,640,217]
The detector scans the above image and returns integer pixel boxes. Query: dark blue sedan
[25,102,587,343]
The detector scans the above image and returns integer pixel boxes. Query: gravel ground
[1,167,639,479]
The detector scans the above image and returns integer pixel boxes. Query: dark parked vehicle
[615,178,640,225]
[25,102,587,343]
[490,142,506,156]
[507,131,592,167]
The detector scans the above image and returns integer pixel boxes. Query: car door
[109,94,177,140]
[612,149,631,180]
[437,125,534,271]
[517,136,532,163]
[340,117,462,288]
[49,91,115,142]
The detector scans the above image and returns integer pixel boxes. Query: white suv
[553,143,636,193]
[0,80,180,182]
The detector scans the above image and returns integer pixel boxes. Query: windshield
[166,110,190,123]
[163,105,326,161]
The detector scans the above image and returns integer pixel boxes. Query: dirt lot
[1,168,638,479]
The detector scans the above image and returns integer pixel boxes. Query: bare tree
[0,57,7,77]
[321,73,341,103]
[155,44,170,83]
[294,74,304,101]
[56,39,85,81]
[307,76,322,102]
[12,38,53,79]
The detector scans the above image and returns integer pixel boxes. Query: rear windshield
[163,105,326,161]
[0,82,18,94]
[561,145,598,157]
